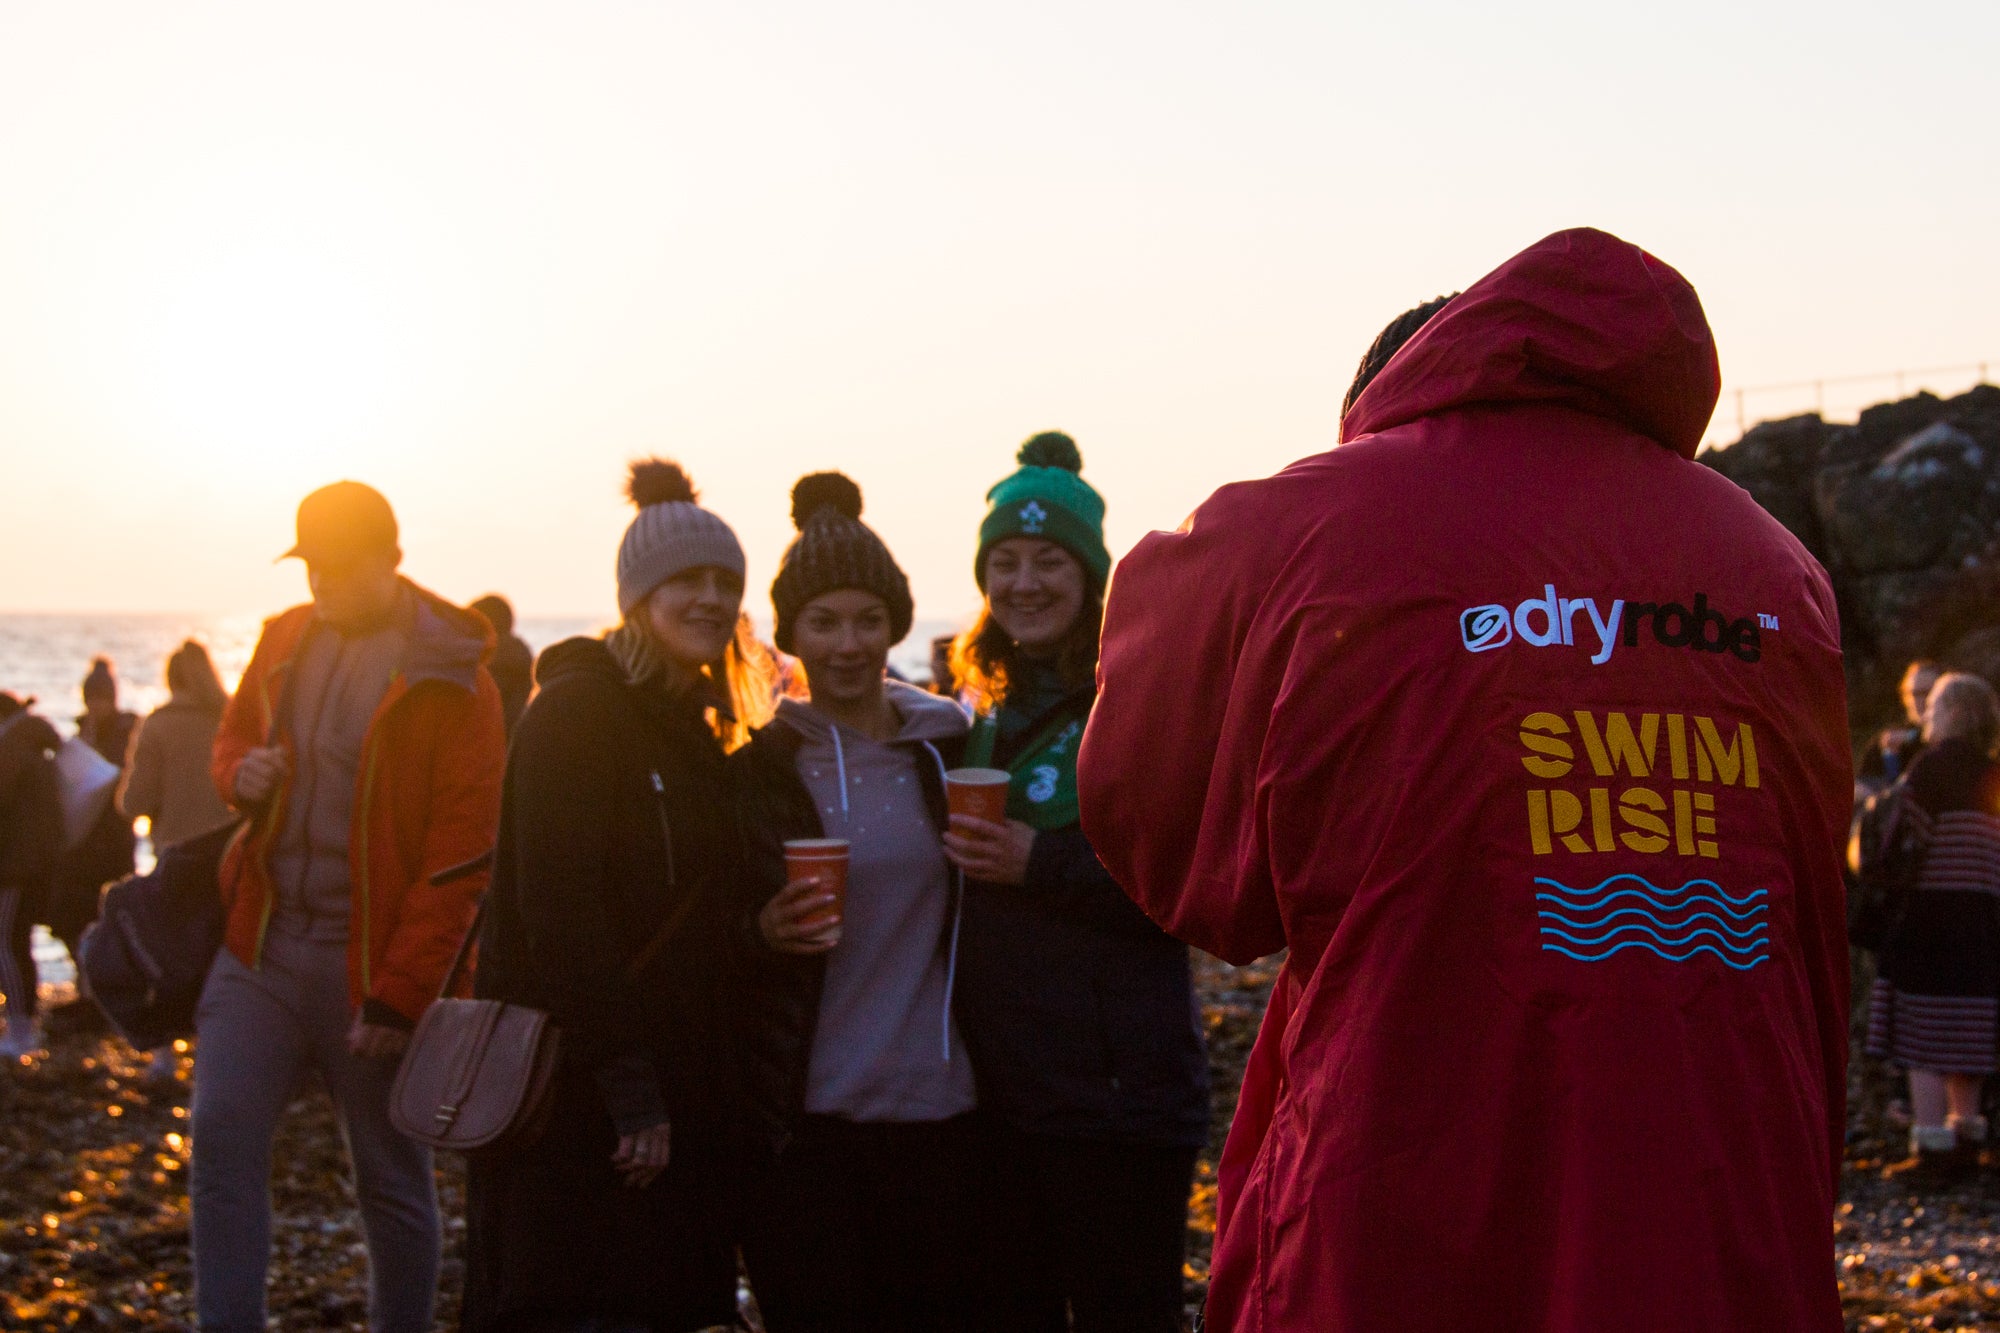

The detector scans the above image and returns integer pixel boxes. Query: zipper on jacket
[649,771,678,887]
[250,769,289,968]
[248,657,295,969]
[922,739,962,1065]
[355,726,385,997]
[351,668,407,998]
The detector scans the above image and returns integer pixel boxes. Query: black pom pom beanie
[976,431,1110,589]
[615,458,746,616]
[770,472,914,654]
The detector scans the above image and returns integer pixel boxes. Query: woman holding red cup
[732,472,980,1332]
[944,432,1210,1333]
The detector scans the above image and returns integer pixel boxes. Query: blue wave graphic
[1535,874,1767,907]
[1534,890,1766,922]
[1534,874,1770,969]
[1536,907,1769,941]
[1542,941,1771,970]
[1539,925,1766,954]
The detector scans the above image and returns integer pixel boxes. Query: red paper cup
[945,768,1011,823]
[783,838,850,925]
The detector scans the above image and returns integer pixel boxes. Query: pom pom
[791,472,864,530]
[626,458,698,509]
[1016,431,1083,473]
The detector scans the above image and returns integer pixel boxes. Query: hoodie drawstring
[922,739,962,1065]
[830,724,850,820]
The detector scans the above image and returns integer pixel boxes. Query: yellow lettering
[1601,713,1659,778]
[1693,790,1718,857]
[1572,711,1613,777]
[1693,717,1758,788]
[1589,787,1615,852]
[1667,713,1689,780]
[1528,790,1552,855]
[1519,713,1575,779]
[1550,789,1591,854]
[1617,787,1670,853]
[1673,789,1696,855]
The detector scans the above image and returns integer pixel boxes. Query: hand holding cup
[762,839,849,955]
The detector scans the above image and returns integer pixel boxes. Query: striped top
[1906,737,2000,896]
[1914,807,2000,896]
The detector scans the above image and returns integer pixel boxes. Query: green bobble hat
[976,431,1110,589]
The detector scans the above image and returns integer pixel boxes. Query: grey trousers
[190,931,439,1333]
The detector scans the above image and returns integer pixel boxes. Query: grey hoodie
[778,680,977,1122]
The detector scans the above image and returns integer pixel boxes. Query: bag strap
[425,763,699,1002]
[436,896,489,1001]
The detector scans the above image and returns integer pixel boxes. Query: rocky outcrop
[1699,383,2000,729]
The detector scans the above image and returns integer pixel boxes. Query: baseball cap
[280,481,400,565]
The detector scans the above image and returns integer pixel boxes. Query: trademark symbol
[1757,613,1780,631]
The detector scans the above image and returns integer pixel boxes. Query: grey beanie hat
[616,459,746,615]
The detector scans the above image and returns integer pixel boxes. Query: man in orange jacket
[193,481,505,1333]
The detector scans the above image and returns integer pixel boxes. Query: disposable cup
[783,838,850,925]
[945,768,1011,824]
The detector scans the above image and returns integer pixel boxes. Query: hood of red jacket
[1341,228,1721,458]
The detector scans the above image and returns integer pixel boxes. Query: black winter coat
[463,637,744,1333]
[728,716,965,1153]
[954,689,1210,1147]
[0,708,62,899]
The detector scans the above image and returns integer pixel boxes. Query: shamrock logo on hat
[1019,500,1048,534]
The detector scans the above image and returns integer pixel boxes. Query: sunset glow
[1,3,1995,621]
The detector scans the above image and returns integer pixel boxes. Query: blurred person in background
[43,656,138,1031]
[195,480,505,1333]
[472,594,535,737]
[944,432,1208,1333]
[1867,672,2000,1181]
[119,640,234,847]
[0,691,62,1058]
[118,639,236,1083]
[1860,659,1943,793]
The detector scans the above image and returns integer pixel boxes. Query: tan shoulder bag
[390,787,700,1154]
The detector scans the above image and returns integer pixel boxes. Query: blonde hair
[1923,672,2000,753]
[608,611,777,753]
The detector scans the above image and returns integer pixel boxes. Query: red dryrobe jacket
[1079,228,1851,1331]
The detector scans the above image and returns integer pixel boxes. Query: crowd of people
[1,225,1994,1331]
[0,422,1204,1331]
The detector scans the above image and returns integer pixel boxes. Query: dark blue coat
[952,687,1209,1147]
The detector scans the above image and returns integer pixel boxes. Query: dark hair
[1341,293,1458,419]
[471,594,515,637]
[82,656,117,703]
[951,584,1103,711]
[166,641,229,715]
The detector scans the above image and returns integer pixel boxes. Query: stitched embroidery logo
[1018,501,1048,534]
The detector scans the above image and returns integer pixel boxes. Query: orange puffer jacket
[211,580,507,1023]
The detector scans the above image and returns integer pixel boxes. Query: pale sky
[2,1,1995,622]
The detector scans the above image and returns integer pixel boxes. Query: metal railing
[1703,361,1995,451]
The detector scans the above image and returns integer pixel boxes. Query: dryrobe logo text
[1460,585,1765,665]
